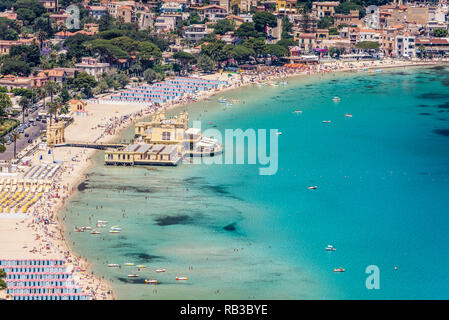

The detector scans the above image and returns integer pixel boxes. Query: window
[162,132,171,140]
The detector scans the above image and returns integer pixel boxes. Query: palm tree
[37,31,47,50]
[18,96,30,124]
[47,99,62,127]
[45,81,60,104]
[31,88,37,105]
[12,132,20,159]
[38,87,47,109]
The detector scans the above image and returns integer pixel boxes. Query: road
[0,107,47,161]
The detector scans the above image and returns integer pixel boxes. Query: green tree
[0,92,12,116]
[201,40,233,62]
[44,80,60,104]
[13,0,45,19]
[197,54,217,73]
[235,22,258,39]
[11,132,20,159]
[252,11,277,33]
[0,268,6,290]
[117,72,130,88]
[143,68,163,84]
[418,44,426,59]
[231,45,255,62]
[0,58,31,76]
[265,44,288,57]
[9,44,41,67]
[73,72,97,98]
[277,38,296,49]
[212,19,235,35]
[317,16,334,29]
[335,1,364,17]
[242,38,267,56]
[173,51,197,74]
[18,96,30,124]
[60,87,71,103]
[432,28,448,38]
[281,16,293,39]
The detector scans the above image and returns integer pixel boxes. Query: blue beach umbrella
[48,149,51,154]
[40,155,43,160]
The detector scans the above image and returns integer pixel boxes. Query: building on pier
[104,111,222,166]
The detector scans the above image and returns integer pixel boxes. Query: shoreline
[1,59,446,300]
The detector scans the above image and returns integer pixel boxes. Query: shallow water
[64,66,449,299]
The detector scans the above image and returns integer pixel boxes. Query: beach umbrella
[40,155,43,160]
[48,149,51,154]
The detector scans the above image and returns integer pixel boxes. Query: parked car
[28,139,32,143]
[24,133,29,137]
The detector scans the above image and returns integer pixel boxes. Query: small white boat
[109,230,120,234]
[124,263,135,266]
[293,110,302,114]
[308,186,318,190]
[108,264,120,267]
[176,276,188,280]
[322,120,331,123]
[96,223,107,228]
[325,245,336,251]
[332,96,341,102]
[145,279,158,284]
[136,265,147,269]
[74,227,84,232]
[97,220,108,224]
[91,230,101,235]
[127,274,139,278]
[83,227,92,231]
[276,132,282,135]
[156,269,166,273]
[345,114,352,118]
[333,268,345,272]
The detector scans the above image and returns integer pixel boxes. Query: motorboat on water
[136,265,147,269]
[326,245,336,251]
[333,268,345,272]
[96,223,107,228]
[332,96,341,102]
[308,186,318,190]
[156,269,166,273]
[110,226,121,230]
[109,230,120,234]
[91,230,101,234]
[74,227,84,232]
[176,276,188,280]
[145,279,158,284]
[322,120,331,123]
[276,132,282,135]
[345,114,352,117]
[108,264,120,267]
[83,226,92,231]
[124,263,135,266]
[97,220,108,224]
[128,274,139,278]
[293,110,303,114]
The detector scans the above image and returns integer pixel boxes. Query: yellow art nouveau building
[105,112,222,166]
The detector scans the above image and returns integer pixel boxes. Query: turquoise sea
[63,66,449,299]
